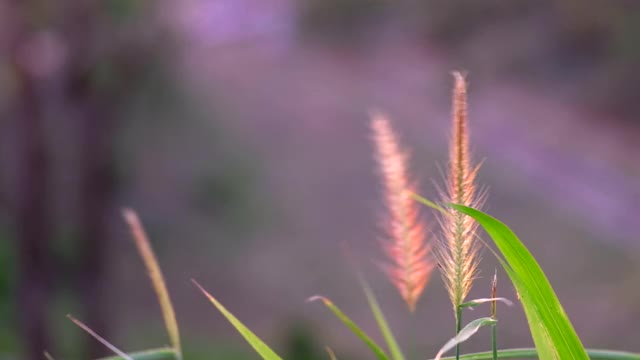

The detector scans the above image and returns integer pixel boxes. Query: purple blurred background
[1,0,640,359]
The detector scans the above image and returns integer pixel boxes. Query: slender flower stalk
[437,72,485,359]
[491,272,498,360]
[371,112,435,312]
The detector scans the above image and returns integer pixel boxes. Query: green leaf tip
[68,314,134,360]
[356,275,406,360]
[411,193,447,215]
[308,295,390,360]
[193,279,283,360]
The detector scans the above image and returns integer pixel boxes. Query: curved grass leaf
[459,298,513,309]
[434,317,496,360]
[437,348,640,360]
[308,296,390,360]
[450,204,589,360]
[193,280,283,360]
[123,209,182,359]
[357,275,406,360]
[99,348,178,360]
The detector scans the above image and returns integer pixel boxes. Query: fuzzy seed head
[371,112,435,312]
[438,72,486,314]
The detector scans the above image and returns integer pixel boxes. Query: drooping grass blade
[450,204,589,360]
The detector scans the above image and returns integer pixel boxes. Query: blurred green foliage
[3,0,263,358]
[0,223,17,355]
[190,163,261,235]
[282,322,327,360]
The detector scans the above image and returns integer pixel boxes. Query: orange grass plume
[438,72,486,314]
[371,112,434,312]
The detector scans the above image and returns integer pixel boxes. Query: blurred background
[1,0,640,359]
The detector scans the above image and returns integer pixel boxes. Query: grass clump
[63,73,639,360]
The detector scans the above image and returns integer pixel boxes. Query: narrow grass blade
[411,193,447,215]
[459,298,513,309]
[325,347,338,360]
[98,348,178,360]
[450,204,589,360]
[307,296,390,360]
[356,275,406,360]
[44,351,56,360]
[436,348,640,360]
[67,315,133,360]
[123,209,181,359]
[193,280,283,360]
[434,317,496,360]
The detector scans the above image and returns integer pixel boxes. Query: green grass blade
[434,317,496,360]
[411,193,447,215]
[308,296,390,360]
[357,275,406,360]
[437,348,640,360]
[98,348,178,360]
[450,204,589,360]
[193,280,283,360]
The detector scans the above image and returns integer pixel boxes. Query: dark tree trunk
[62,2,118,355]
[12,35,53,360]
[65,63,117,360]
[76,107,116,359]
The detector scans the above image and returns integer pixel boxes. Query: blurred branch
[9,2,54,359]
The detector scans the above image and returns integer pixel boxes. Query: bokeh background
[2,0,640,359]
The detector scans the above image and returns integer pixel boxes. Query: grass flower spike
[371,112,434,312]
[438,72,485,314]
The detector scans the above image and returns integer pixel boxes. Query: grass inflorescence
[371,111,435,312]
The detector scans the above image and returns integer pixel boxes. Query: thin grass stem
[455,306,462,360]
[491,325,497,360]
[491,272,498,360]
[409,313,416,360]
